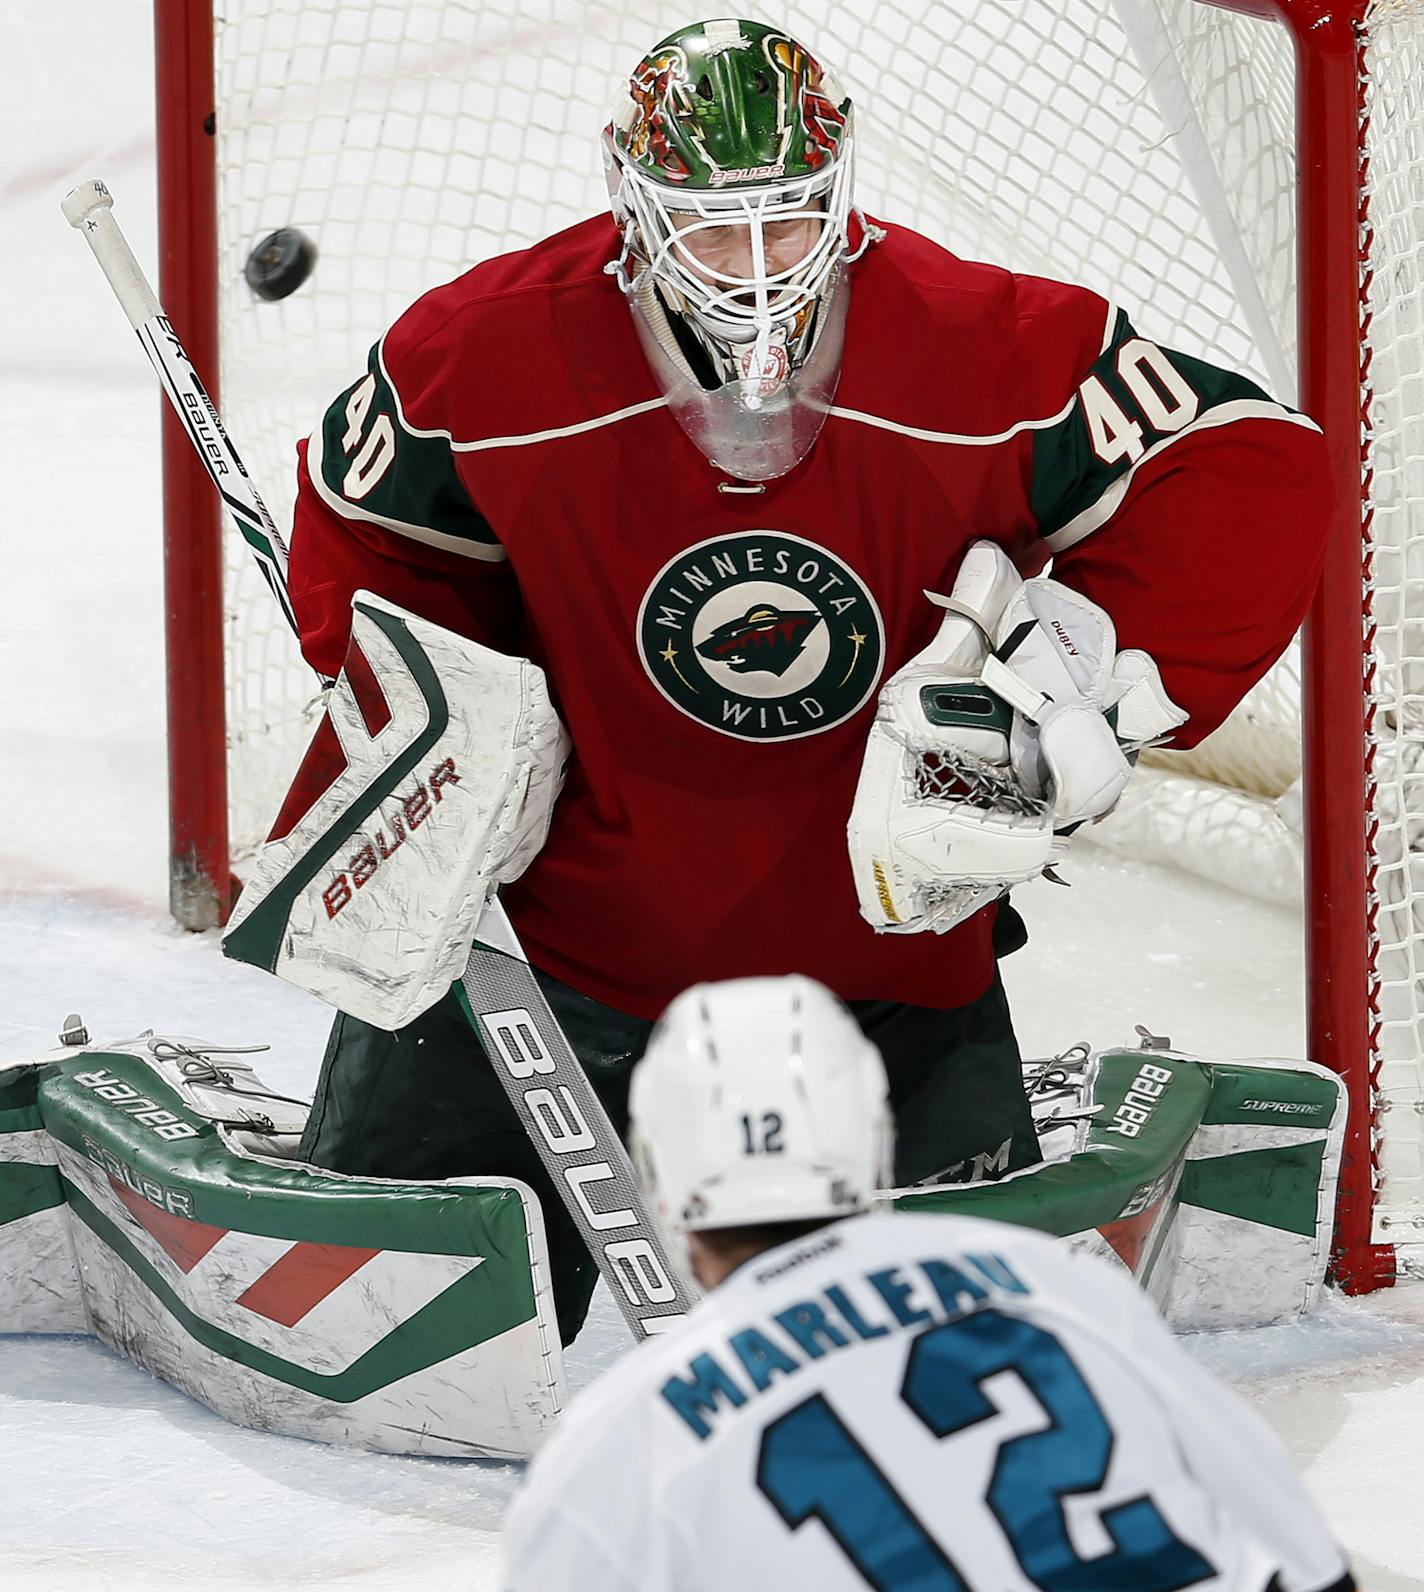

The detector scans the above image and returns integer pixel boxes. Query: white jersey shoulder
[503,1212,1348,1592]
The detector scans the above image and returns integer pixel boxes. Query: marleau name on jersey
[661,1246,1029,1440]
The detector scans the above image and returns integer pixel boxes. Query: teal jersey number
[756,1309,1215,1590]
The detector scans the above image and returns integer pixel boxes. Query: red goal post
[155,0,227,933]
[1214,0,1394,1291]
[153,0,1421,1290]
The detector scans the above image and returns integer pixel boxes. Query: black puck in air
[243,227,317,301]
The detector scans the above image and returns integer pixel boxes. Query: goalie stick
[62,177,696,1340]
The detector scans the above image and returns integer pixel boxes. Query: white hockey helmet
[630,975,893,1237]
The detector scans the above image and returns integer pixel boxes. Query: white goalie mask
[629,975,893,1239]
[602,21,879,481]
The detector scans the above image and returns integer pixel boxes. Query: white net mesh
[208,1,1424,1246]
[1361,0,1424,1251]
[212,0,1301,860]
[1079,0,1307,897]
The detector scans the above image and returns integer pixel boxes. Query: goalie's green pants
[298,964,1038,1345]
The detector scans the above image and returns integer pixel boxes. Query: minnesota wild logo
[637,531,884,741]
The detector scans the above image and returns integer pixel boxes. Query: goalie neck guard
[603,18,875,481]
[630,975,893,1237]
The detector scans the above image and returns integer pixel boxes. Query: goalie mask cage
[154,0,1422,1292]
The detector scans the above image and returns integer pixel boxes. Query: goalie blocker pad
[0,1037,564,1457]
[889,1043,1346,1330]
[224,591,568,1030]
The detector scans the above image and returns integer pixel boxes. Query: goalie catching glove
[848,541,1186,933]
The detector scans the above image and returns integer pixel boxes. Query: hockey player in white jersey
[502,975,1353,1592]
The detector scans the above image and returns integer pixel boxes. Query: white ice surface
[3,3,1421,1587]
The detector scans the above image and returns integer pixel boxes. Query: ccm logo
[483,1007,682,1327]
[322,758,460,919]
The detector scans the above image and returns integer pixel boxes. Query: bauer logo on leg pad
[223,592,568,1030]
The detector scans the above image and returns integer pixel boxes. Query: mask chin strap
[846,208,887,262]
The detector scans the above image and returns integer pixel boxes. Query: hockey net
[181,0,1424,1282]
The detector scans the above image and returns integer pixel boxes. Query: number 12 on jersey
[755,1310,1215,1591]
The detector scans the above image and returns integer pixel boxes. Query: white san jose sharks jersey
[503,1212,1350,1592]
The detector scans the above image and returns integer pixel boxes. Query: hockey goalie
[2,571,1346,1461]
[32,9,1345,1483]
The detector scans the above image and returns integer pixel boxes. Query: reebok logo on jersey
[637,530,884,741]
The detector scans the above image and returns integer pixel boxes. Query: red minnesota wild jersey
[289,215,1329,1018]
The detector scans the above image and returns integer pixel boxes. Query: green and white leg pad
[0,1032,564,1457]
[891,1037,1347,1329]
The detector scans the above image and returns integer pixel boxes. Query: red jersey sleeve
[1012,279,1331,748]
[288,300,521,680]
